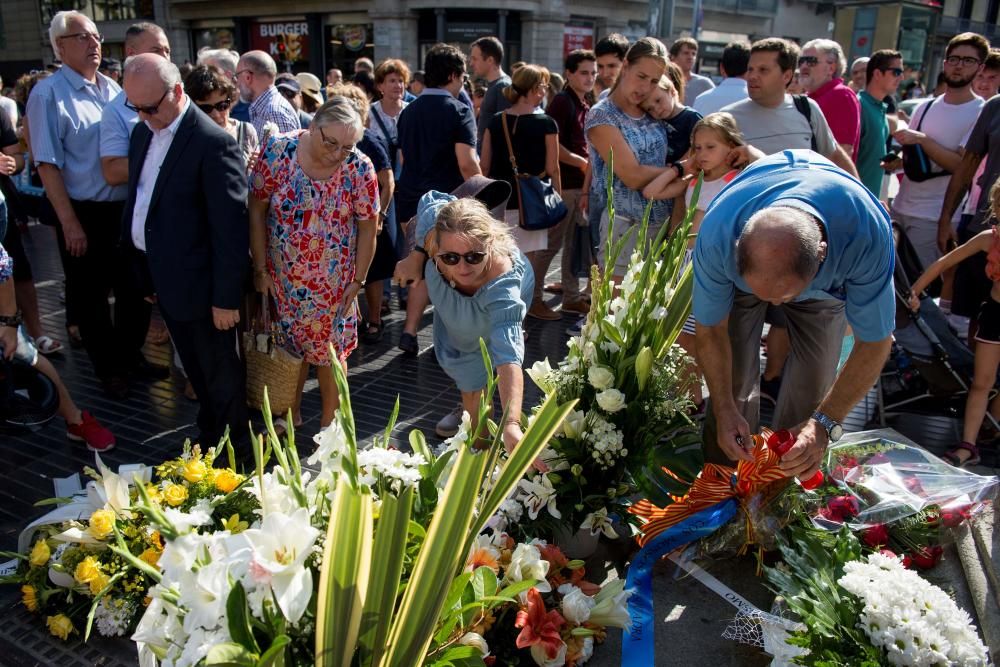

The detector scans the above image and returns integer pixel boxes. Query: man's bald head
[238,51,277,80]
[125,52,180,88]
[124,22,170,58]
[736,205,826,296]
[124,53,185,129]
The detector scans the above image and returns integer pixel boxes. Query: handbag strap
[500,112,520,175]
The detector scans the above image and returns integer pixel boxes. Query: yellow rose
[214,469,243,494]
[145,483,163,504]
[29,540,51,567]
[21,585,38,612]
[163,483,188,507]
[46,613,75,640]
[88,571,110,596]
[139,548,160,567]
[182,459,207,483]
[74,556,102,585]
[88,509,116,540]
[149,530,164,550]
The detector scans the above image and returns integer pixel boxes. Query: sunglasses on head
[437,251,487,266]
[196,98,232,114]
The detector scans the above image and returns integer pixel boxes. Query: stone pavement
[0,222,996,666]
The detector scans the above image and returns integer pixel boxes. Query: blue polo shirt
[693,150,895,342]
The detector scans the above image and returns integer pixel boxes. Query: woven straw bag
[244,294,301,415]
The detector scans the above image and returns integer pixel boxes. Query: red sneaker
[67,411,116,452]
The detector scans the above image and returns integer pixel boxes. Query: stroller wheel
[0,359,60,430]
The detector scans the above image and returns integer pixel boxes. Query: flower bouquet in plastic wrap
[804,429,998,569]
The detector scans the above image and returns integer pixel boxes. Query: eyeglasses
[945,55,982,67]
[235,69,254,78]
[279,88,297,100]
[316,125,354,153]
[880,67,905,77]
[58,32,103,44]
[797,55,820,67]
[196,98,232,114]
[437,251,487,266]
[125,89,170,115]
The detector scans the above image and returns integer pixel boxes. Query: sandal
[942,441,981,468]
[362,320,384,344]
[34,335,64,355]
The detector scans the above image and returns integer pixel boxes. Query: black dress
[358,129,397,283]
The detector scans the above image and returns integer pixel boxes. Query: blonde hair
[433,198,518,261]
[692,112,745,148]
[503,64,551,104]
[327,83,370,126]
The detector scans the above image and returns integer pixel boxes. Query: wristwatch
[811,411,843,443]
[0,310,23,328]
[351,278,365,288]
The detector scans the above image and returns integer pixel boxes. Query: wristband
[0,309,23,328]
[414,245,429,257]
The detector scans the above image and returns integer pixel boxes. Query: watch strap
[811,410,840,439]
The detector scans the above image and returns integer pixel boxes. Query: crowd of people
[1,10,1000,474]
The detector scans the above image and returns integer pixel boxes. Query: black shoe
[760,375,782,403]
[398,332,418,356]
[362,321,384,344]
[102,376,130,400]
[131,357,171,380]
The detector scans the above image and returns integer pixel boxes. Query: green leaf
[256,634,290,667]
[83,571,126,641]
[204,643,257,667]
[470,566,498,600]
[226,581,261,654]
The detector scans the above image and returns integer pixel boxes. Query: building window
[39,0,153,25]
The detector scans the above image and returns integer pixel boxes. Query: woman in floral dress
[249,99,378,428]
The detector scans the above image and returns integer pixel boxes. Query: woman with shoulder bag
[480,64,563,321]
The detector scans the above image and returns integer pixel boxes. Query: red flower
[866,452,890,465]
[940,504,973,528]
[515,588,566,660]
[909,545,943,571]
[902,554,913,569]
[903,476,925,495]
[879,548,898,559]
[862,523,890,548]
[823,495,860,523]
[537,543,569,571]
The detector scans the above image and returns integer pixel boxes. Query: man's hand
[62,220,88,257]
[892,128,925,146]
[212,307,240,330]
[0,325,16,360]
[503,421,548,473]
[578,191,589,216]
[781,418,829,478]
[937,219,958,254]
[0,154,16,177]
[393,253,425,287]
[716,404,753,462]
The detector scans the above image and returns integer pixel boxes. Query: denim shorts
[1,326,39,367]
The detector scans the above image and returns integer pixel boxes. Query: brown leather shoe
[528,303,561,321]
[562,298,591,314]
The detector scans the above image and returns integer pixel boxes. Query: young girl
[642,112,746,413]
[642,68,703,165]
[908,179,1000,467]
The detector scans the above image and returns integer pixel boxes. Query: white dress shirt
[693,78,749,116]
[132,98,189,250]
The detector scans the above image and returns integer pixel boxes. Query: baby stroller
[874,224,1000,432]
[0,357,60,433]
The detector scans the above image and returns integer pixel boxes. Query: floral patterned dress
[250,131,379,365]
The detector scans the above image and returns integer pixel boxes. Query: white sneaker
[948,313,970,340]
[435,404,464,438]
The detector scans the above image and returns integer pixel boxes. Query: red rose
[862,524,890,548]
[866,452,890,465]
[903,476,925,495]
[825,495,860,522]
[902,554,913,569]
[940,504,973,528]
[909,545,943,571]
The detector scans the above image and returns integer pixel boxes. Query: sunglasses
[797,55,820,67]
[881,67,905,77]
[125,89,169,115]
[437,251,487,266]
[196,98,232,114]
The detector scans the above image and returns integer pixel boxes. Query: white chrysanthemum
[94,598,133,637]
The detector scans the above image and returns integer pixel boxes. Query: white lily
[581,507,618,539]
[562,409,586,440]
[504,543,551,593]
[237,507,319,623]
[527,358,555,393]
[517,475,561,520]
[589,579,633,629]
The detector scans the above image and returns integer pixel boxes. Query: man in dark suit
[122,53,249,447]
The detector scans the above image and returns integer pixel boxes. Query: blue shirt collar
[421,87,456,98]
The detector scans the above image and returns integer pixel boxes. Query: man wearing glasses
[857,50,904,197]
[799,39,860,161]
[235,50,299,138]
[26,11,152,399]
[122,53,249,449]
[891,32,989,273]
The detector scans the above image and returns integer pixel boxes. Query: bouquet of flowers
[516,179,701,545]
[765,525,989,666]
[0,442,255,644]
[443,534,632,666]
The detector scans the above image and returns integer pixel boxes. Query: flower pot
[552,523,600,559]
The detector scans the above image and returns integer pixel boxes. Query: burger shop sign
[249,21,310,62]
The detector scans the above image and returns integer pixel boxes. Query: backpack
[791,94,819,152]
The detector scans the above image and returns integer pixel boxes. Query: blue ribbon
[621,499,738,666]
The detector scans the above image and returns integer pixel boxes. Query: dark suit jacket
[122,103,248,322]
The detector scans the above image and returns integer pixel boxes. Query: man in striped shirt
[236,50,299,138]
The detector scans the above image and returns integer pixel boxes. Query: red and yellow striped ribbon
[630,429,790,547]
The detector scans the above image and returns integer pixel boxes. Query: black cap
[100,57,121,72]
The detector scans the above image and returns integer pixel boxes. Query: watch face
[830,424,844,442]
